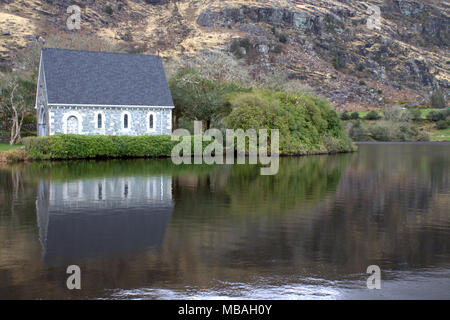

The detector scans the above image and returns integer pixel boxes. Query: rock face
[195,0,448,107]
[197,6,318,31]
[394,0,424,17]
[0,0,448,108]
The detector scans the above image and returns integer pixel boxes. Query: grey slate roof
[42,48,174,107]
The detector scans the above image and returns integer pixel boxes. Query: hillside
[0,0,448,110]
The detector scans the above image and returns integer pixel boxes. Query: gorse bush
[225,89,355,155]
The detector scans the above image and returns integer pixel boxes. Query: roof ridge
[44,47,160,59]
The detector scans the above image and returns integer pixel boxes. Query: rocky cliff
[0,0,448,109]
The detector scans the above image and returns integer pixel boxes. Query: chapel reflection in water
[36,175,174,265]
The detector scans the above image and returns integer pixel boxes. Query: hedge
[22,134,188,160]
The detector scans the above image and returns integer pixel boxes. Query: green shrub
[225,89,354,155]
[426,111,446,122]
[104,5,113,15]
[349,120,369,141]
[22,134,238,161]
[332,51,346,70]
[278,34,288,43]
[350,112,360,120]
[230,38,253,59]
[23,135,192,160]
[368,125,389,141]
[359,80,366,86]
[409,108,422,121]
[365,110,382,120]
[169,69,245,129]
[341,111,350,120]
[436,120,449,130]
[395,124,419,141]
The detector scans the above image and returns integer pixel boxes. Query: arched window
[149,114,154,129]
[67,116,79,134]
[124,114,129,129]
[121,111,131,131]
[147,111,156,132]
[97,113,102,129]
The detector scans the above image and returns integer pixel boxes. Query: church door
[67,116,79,134]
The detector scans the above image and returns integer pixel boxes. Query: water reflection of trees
[164,145,449,283]
[172,154,351,218]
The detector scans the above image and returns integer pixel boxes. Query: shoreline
[0,147,356,164]
[3,140,449,164]
[354,141,450,145]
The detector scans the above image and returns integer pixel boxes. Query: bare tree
[1,74,33,145]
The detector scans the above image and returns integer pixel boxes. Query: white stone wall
[48,106,173,136]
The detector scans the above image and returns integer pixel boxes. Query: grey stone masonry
[48,106,172,136]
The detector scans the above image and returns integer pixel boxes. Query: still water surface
[0,143,449,299]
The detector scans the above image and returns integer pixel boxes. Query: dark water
[0,143,449,300]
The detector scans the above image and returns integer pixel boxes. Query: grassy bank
[347,108,443,120]
[341,108,449,142]
[0,143,22,152]
[430,128,450,141]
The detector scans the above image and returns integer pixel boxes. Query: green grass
[0,143,22,152]
[430,128,450,141]
[345,108,442,120]
[419,108,441,119]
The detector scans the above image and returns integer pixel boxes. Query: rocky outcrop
[394,0,424,17]
[195,1,448,106]
[1,0,448,109]
[197,6,320,32]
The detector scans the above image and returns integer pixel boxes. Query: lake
[0,143,449,299]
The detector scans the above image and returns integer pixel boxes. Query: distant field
[348,108,443,119]
[0,143,22,152]
[419,108,442,118]
[430,128,450,141]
